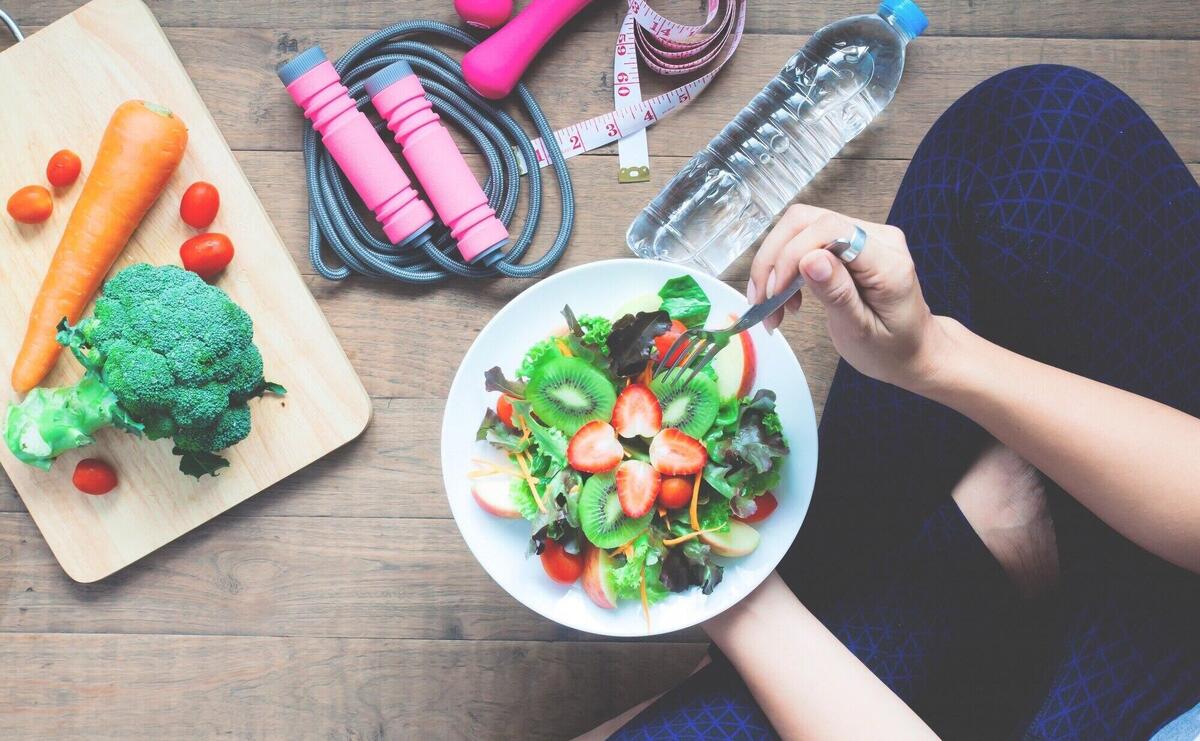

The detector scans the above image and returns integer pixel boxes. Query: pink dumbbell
[366,61,509,264]
[278,47,434,246]
[462,0,595,100]
[455,0,513,30]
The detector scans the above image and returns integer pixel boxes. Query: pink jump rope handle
[278,47,434,246]
[455,0,513,30]
[367,62,509,264]
[462,0,596,100]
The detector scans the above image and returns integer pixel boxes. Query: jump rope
[280,0,746,284]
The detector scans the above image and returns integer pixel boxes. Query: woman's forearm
[705,573,936,740]
[919,318,1200,573]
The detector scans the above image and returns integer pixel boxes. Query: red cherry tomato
[653,320,689,366]
[540,538,585,584]
[734,491,778,523]
[6,185,53,224]
[496,395,515,427]
[46,150,82,188]
[659,476,694,509]
[180,181,220,229]
[72,458,118,495]
[180,232,234,279]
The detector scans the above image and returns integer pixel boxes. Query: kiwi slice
[579,472,652,549]
[650,372,719,438]
[526,356,617,435]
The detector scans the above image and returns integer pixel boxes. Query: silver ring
[828,225,867,263]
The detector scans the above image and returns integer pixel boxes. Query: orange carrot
[11,101,187,392]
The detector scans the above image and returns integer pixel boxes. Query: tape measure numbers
[522,0,746,182]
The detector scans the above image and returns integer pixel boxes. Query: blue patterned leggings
[611,65,1200,740]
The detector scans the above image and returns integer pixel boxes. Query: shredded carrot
[639,565,651,631]
[514,452,546,513]
[689,473,702,531]
[662,528,720,547]
[639,361,654,386]
[556,339,573,357]
[657,506,669,521]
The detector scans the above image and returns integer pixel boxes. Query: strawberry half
[611,383,662,438]
[649,428,706,476]
[567,421,624,473]
[615,460,661,518]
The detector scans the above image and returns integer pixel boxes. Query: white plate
[441,259,818,636]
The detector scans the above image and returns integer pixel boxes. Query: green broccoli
[4,264,284,478]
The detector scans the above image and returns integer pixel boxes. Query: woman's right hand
[748,204,956,391]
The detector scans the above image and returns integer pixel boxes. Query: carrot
[11,101,187,393]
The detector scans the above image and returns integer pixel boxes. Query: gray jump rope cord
[305,20,575,282]
[0,8,22,42]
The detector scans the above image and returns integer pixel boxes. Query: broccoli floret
[4,264,284,477]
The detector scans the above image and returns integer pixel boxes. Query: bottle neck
[879,10,915,44]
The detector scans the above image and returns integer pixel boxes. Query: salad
[470,276,788,622]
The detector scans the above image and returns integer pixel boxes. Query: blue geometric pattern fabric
[612,65,1200,740]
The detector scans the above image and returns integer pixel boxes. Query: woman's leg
[605,64,1200,738]
[795,64,1200,737]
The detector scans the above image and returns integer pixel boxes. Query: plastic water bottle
[626,0,928,275]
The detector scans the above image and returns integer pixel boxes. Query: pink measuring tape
[534,0,747,182]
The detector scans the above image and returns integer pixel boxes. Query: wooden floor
[1,1,1197,738]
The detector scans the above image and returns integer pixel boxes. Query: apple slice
[700,520,761,557]
[712,313,757,400]
[613,292,663,320]
[470,476,522,518]
[581,547,619,608]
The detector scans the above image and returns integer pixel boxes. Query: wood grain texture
[0,0,370,582]
[148,29,1200,161]
[2,0,1198,738]
[9,0,1200,38]
[0,633,709,739]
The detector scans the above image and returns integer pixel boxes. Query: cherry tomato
[180,232,234,279]
[540,538,585,584]
[659,476,694,509]
[46,149,82,187]
[180,181,220,229]
[653,320,689,366]
[734,491,778,523]
[72,459,118,495]
[496,395,515,427]
[6,185,53,224]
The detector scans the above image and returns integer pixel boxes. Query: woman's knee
[919,64,1144,162]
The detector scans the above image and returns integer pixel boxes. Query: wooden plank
[0,0,370,583]
[0,512,709,641]
[155,31,1200,162]
[237,152,904,279]
[0,633,709,739]
[11,30,1194,160]
[9,0,1200,39]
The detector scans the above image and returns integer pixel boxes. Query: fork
[654,234,863,387]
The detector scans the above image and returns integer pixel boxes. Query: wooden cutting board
[0,0,371,582]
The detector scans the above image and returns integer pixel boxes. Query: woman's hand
[748,204,953,391]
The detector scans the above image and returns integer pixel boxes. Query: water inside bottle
[627,5,916,275]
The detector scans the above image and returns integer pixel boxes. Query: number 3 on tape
[524,0,746,183]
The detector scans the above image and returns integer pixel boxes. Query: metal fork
[655,232,865,386]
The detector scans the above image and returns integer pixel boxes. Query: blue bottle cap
[879,0,928,39]
[364,61,416,99]
[277,46,328,86]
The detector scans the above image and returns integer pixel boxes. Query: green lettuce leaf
[609,533,670,604]
[658,275,711,328]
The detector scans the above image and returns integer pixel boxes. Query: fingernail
[765,312,778,335]
[803,252,833,282]
[746,278,757,304]
[765,270,777,298]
